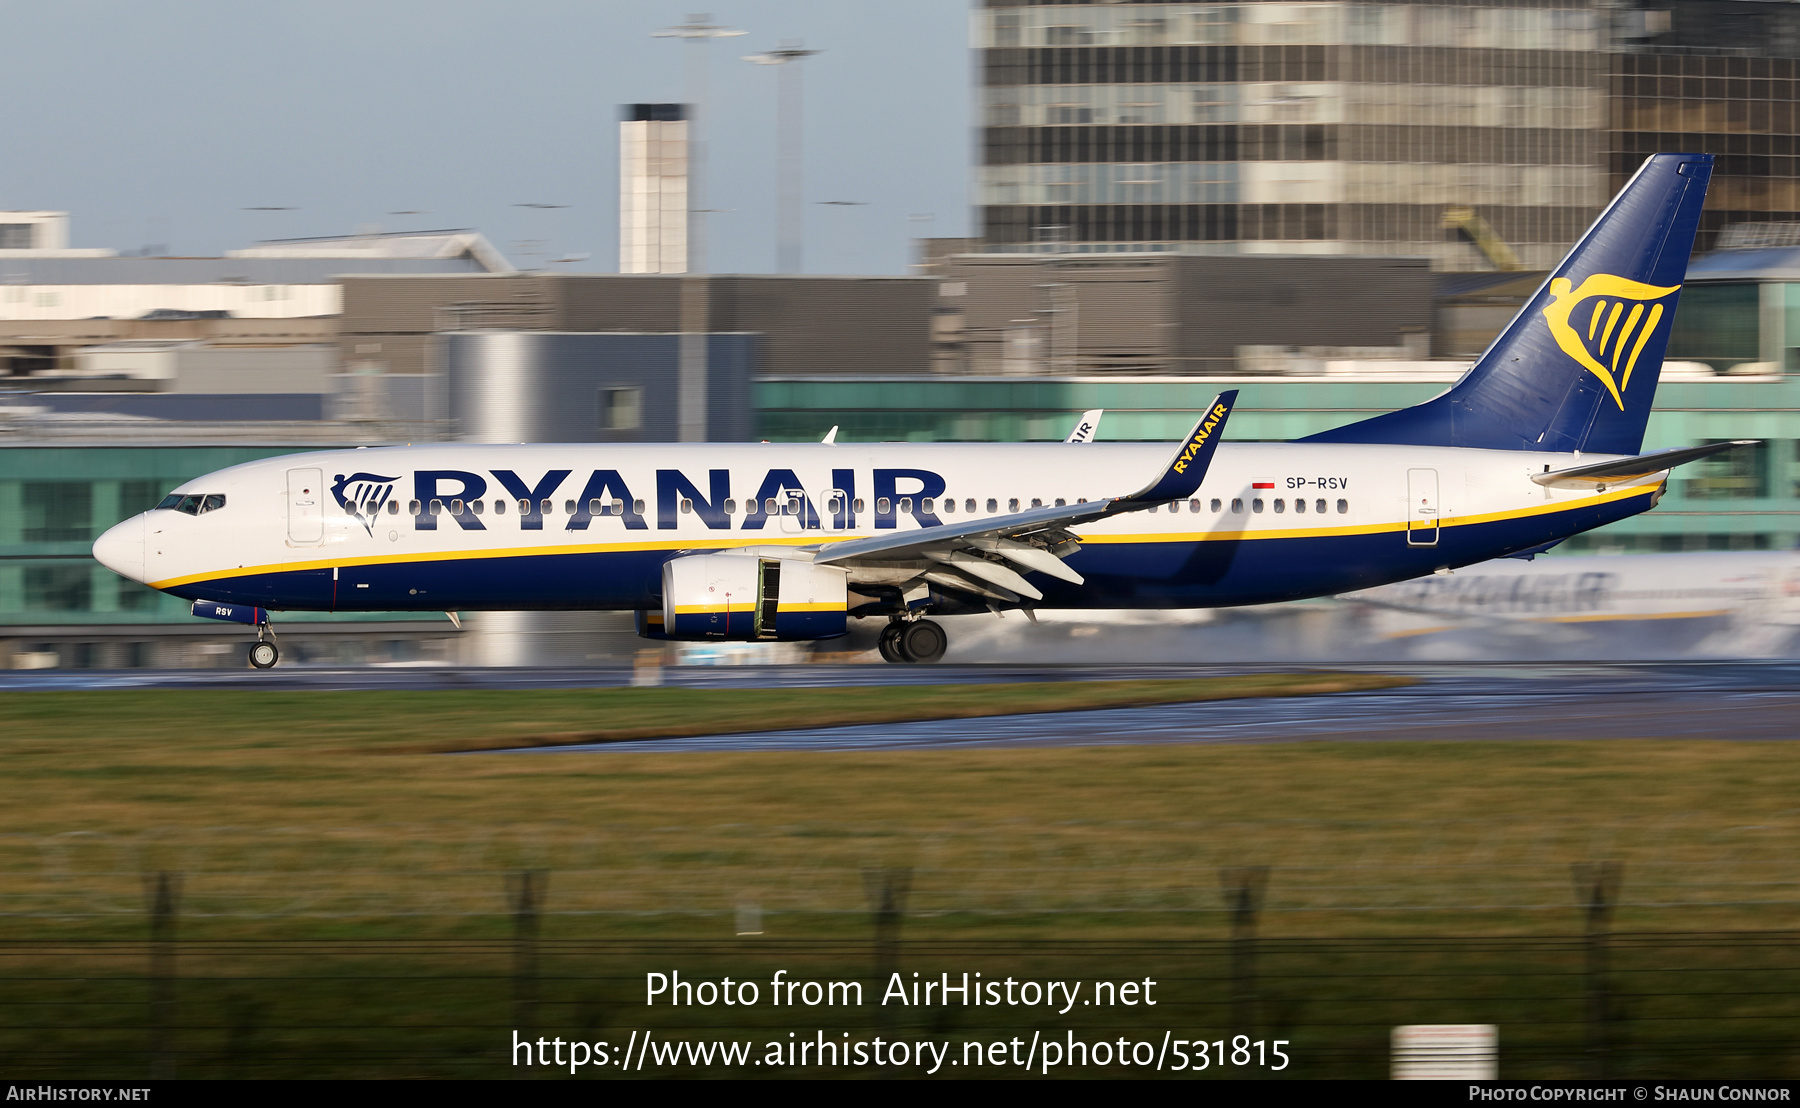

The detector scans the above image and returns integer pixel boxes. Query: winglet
[1064,409,1104,443]
[821,426,839,444]
[1124,391,1238,502]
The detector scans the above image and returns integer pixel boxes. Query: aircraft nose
[93,515,146,584]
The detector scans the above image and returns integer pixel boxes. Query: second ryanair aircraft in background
[93,154,1752,666]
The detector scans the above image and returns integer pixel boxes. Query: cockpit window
[156,493,224,516]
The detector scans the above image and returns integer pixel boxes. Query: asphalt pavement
[7,660,1791,752]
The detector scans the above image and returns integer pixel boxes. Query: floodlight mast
[744,43,822,274]
[652,13,745,276]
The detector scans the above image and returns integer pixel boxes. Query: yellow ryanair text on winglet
[1171,401,1230,475]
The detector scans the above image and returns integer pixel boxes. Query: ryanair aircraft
[92,153,1751,667]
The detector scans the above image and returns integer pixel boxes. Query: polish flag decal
[1252,481,1275,489]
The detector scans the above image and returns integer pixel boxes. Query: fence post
[863,867,912,1031]
[1573,861,1623,1079]
[510,870,547,1036]
[145,871,180,1080]
[1220,866,1269,1035]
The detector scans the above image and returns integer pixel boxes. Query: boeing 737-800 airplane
[92,153,1752,666]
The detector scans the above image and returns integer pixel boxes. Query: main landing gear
[877,618,947,664]
[248,620,280,669]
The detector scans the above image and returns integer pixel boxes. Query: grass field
[6,674,1800,1077]
[0,673,1796,939]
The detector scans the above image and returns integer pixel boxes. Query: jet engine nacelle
[654,553,848,642]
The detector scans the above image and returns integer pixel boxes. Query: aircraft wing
[811,392,1236,603]
[1532,440,1759,488]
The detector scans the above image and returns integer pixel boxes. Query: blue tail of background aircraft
[1304,152,1714,456]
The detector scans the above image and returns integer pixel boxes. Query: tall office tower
[619,103,689,274]
[976,1,1800,270]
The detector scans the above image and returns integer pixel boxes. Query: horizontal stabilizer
[1532,440,1758,488]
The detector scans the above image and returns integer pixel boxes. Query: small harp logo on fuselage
[1541,274,1681,411]
[331,472,400,536]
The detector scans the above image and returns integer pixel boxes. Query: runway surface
[4,660,1789,751]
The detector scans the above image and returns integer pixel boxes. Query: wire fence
[2,819,1798,922]
[4,835,1800,1077]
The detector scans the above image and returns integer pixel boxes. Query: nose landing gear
[877,617,947,664]
[248,621,280,669]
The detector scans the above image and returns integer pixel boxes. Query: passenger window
[518,498,531,515]
[765,497,779,514]
[1316,498,1327,514]
[1188,498,1200,513]
[853,498,865,513]
[1231,498,1243,513]
[1210,498,1222,512]
[920,498,934,514]
[1294,498,1305,514]
[540,500,553,516]
[941,498,953,514]
[472,500,485,516]
[876,497,891,513]
[1008,498,1019,512]
[450,499,465,515]
[430,499,444,516]
[965,498,976,513]
[725,498,738,515]
[986,498,998,513]
[589,498,603,514]
[680,499,694,514]
[1055,498,1066,507]
[1147,503,1158,514]
[1252,499,1264,513]
[1337,498,1348,514]
[409,500,422,515]
[899,498,913,515]
[633,499,645,515]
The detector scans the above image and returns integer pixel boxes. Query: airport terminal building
[976,0,1800,266]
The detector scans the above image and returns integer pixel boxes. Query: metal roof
[0,256,489,286]
[1686,245,1800,282]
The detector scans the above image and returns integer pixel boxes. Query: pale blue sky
[0,1,973,273]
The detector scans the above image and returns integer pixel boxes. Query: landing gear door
[287,467,324,544]
[755,559,781,639]
[1406,468,1440,547]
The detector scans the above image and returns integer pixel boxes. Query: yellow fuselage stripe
[149,484,1657,591]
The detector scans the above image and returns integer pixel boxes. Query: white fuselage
[93,441,1664,615]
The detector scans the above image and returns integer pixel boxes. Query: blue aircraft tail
[1303,153,1713,455]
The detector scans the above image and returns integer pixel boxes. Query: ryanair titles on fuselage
[391,466,950,532]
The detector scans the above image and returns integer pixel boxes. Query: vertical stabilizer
[1304,153,1713,455]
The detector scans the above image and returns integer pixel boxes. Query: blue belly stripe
[165,492,1653,613]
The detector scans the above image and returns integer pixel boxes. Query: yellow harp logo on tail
[1541,274,1680,410]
